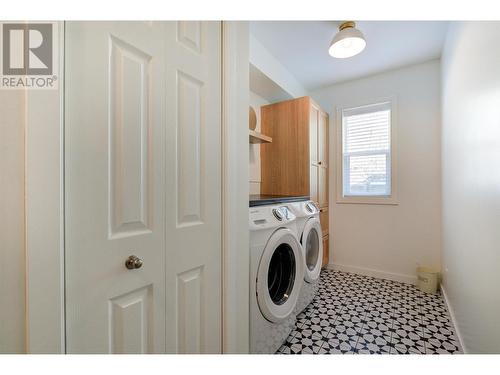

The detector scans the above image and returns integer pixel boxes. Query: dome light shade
[329,21,366,58]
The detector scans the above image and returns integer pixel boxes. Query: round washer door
[301,218,323,283]
[257,228,304,323]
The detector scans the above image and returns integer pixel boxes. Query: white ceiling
[250,21,449,91]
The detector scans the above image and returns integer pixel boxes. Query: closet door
[65,21,167,354]
[65,21,222,354]
[164,21,222,354]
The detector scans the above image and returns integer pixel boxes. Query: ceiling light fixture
[329,21,366,58]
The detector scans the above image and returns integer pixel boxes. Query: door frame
[25,21,65,353]
[25,21,249,354]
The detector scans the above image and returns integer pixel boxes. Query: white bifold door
[65,21,222,353]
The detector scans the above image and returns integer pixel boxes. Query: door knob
[125,255,143,270]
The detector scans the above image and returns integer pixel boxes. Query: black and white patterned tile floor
[277,269,462,354]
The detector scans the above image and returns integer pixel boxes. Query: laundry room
[246,20,499,356]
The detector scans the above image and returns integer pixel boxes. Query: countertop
[249,194,310,207]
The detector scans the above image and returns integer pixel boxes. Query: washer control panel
[272,208,284,221]
[272,206,293,221]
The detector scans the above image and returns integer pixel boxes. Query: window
[337,100,396,204]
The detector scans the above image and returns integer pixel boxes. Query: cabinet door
[318,111,328,167]
[310,164,318,203]
[318,167,328,208]
[318,111,329,208]
[309,103,319,204]
[319,207,328,237]
[322,234,329,268]
[309,104,319,165]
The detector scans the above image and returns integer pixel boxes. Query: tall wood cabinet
[260,96,330,267]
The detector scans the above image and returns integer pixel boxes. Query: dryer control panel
[249,205,296,230]
[305,202,318,214]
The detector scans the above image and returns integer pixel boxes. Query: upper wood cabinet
[260,96,329,209]
[309,103,319,165]
[318,110,329,208]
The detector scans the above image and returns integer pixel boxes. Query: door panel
[318,111,329,208]
[310,164,318,204]
[109,36,153,238]
[164,21,222,354]
[65,21,166,354]
[318,166,328,208]
[318,111,328,166]
[176,71,204,226]
[322,234,329,268]
[309,104,319,164]
[177,21,202,53]
[177,266,203,353]
[65,21,221,354]
[319,207,329,236]
[109,285,153,354]
[309,103,319,204]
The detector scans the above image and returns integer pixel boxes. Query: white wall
[0,90,25,353]
[248,33,308,196]
[441,22,500,353]
[249,91,269,194]
[25,83,65,354]
[22,22,65,353]
[311,60,442,283]
[0,22,64,354]
[249,34,308,99]
[222,21,250,353]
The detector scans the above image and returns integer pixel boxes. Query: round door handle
[125,255,143,270]
[318,161,322,165]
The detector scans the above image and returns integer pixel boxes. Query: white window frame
[335,97,398,205]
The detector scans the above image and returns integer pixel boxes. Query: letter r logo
[2,23,52,75]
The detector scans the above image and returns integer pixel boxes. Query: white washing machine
[249,204,305,354]
[288,201,323,315]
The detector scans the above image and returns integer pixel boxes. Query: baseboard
[440,284,467,353]
[327,262,417,285]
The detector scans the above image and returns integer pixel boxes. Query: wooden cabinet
[320,207,329,269]
[317,110,329,268]
[322,234,329,268]
[319,207,329,237]
[309,103,320,204]
[310,102,329,209]
[261,96,330,267]
[261,96,329,204]
[318,110,329,208]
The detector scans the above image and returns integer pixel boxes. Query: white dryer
[249,204,305,354]
[288,201,323,314]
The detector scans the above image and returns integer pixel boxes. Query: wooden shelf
[249,130,272,144]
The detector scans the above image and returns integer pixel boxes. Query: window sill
[336,196,399,205]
